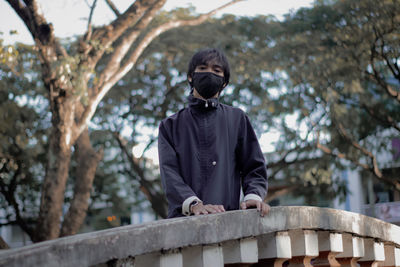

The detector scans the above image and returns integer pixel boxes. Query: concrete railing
[0,206,399,266]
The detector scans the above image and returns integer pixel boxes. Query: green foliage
[0,41,48,222]
[0,40,136,230]
[271,0,400,160]
[103,0,400,207]
[2,0,400,233]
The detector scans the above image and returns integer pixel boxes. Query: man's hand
[191,203,225,215]
[240,200,270,217]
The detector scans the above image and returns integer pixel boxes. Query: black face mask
[192,72,225,99]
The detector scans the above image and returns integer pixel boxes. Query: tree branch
[316,132,368,168]
[366,69,400,103]
[265,185,298,203]
[95,0,166,91]
[316,131,400,192]
[368,31,400,104]
[6,0,68,86]
[113,132,167,218]
[335,122,382,175]
[6,0,43,43]
[372,24,400,81]
[0,166,35,240]
[87,0,164,66]
[60,127,103,237]
[361,104,400,133]
[85,0,98,41]
[104,0,120,17]
[77,0,244,135]
[110,0,244,85]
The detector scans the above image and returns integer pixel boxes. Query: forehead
[197,58,223,68]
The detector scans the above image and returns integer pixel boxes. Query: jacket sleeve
[158,120,197,216]
[236,114,268,200]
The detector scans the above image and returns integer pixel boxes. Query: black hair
[187,48,230,86]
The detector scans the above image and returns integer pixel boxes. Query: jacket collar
[187,94,219,110]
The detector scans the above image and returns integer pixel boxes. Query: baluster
[313,232,343,267]
[287,229,319,267]
[380,245,400,267]
[182,244,224,267]
[203,244,224,267]
[255,231,292,267]
[182,246,203,267]
[358,238,384,267]
[134,249,183,267]
[134,252,160,267]
[223,237,258,266]
[336,233,364,267]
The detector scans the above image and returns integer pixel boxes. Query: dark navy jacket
[158,95,268,218]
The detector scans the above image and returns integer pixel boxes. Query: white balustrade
[313,231,343,266]
[222,237,258,264]
[380,245,400,267]
[0,207,399,267]
[336,233,365,266]
[358,238,385,266]
[135,249,182,267]
[288,229,319,266]
[257,231,292,266]
[202,244,224,267]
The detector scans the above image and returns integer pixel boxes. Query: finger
[210,205,222,213]
[214,205,223,212]
[199,208,209,215]
[244,200,257,209]
[240,202,247,210]
[260,204,266,217]
[204,205,218,213]
[193,204,203,215]
[261,203,270,217]
[256,201,261,212]
[215,205,224,213]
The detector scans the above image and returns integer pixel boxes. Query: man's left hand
[240,200,270,217]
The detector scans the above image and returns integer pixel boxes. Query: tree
[109,0,400,209]
[3,0,243,242]
[268,0,400,191]
[0,40,48,239]
[102,13,347,208]
[0,39,135,242]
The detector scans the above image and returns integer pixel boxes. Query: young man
[158,48,269,218]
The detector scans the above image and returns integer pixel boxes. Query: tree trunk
[5,0,244,242]
[60,128,103,236]
[34,98,75,242]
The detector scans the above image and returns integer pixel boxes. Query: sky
[1,0,315,162]
[1,0,314,44]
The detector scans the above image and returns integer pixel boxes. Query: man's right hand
[191,203,225,215]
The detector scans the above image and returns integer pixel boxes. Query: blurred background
[0,0,399,248]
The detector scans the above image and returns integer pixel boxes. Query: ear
[187,74,192,83]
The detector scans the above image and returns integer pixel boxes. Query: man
[158,48,269,218]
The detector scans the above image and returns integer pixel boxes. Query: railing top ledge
[0,206,399,267]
